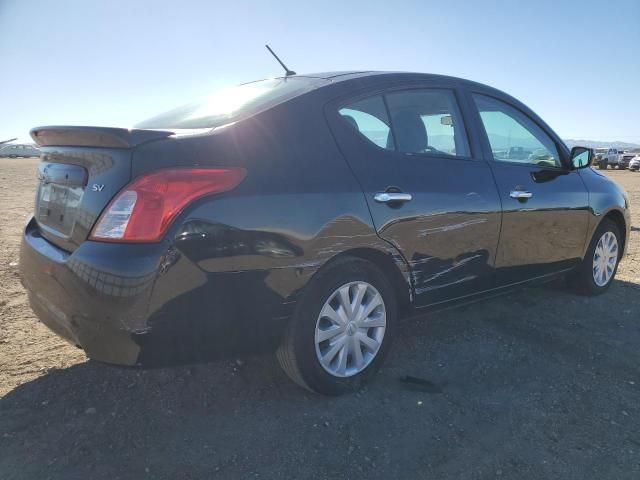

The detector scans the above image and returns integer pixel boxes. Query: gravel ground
[1,157,639,479]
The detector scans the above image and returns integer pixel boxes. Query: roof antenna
[265,45,296,76]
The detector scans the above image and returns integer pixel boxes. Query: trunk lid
[31,126,174,252]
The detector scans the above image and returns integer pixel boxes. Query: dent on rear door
[371,159,502,304]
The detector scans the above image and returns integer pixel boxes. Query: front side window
[473,94,561,167]
[385,89,470,157]
[339,96,394,150]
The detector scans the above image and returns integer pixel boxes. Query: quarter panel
[134,94,412,337]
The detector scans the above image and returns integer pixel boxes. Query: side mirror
[570,146,593,169]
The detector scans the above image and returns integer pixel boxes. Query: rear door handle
[374,192,413,203]
[509,190,533,200]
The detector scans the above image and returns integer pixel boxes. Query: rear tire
[567,219,621,295]
[598,161,608,170]
[277,257,396,395]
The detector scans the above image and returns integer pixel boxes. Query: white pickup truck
[596,148,634,169]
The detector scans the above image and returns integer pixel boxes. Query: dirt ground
[1,157,639,479]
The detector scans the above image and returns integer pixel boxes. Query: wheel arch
[322,247,413,313]
[602,209,627,258]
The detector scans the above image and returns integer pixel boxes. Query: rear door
[470,93,590,284]
[327,84,502,306]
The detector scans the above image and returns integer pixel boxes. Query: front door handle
[509,190,533,200]
[374,192,413,203]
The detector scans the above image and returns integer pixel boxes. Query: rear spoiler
[30,126,175,148]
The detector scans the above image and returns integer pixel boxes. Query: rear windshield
[136,77,329,129]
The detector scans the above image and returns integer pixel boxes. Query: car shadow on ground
[2,280,640,479]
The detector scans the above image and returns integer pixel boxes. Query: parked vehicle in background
[620,152,636,169]
[629,155,640,171]
[0,144,41,158]
[597,148,631,170]
[19,71,630,395]
[594,148,608,163]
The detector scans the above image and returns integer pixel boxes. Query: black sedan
[19,71,630,394]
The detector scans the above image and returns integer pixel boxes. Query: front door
[471,93,590,284]
[327,86,502,306]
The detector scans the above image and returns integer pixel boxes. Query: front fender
[580,167,631,257]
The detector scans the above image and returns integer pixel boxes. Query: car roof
[290,71,512,101]
[297,70,487,88]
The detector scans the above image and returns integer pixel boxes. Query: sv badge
[92,184,105,192]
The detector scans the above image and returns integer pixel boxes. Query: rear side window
[339,96,394,150]
[473,94,561,167]
[385,89,470,157]
[338,89,470,157]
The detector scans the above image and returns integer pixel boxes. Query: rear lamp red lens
[90,167,246,242]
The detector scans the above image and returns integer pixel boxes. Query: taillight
[90,167,246,242]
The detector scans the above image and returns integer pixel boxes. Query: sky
[1,0,639,144]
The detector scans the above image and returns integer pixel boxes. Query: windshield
[136,77,329,129]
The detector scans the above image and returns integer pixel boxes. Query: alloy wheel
[592,231,618,287]
[314,281,386,378]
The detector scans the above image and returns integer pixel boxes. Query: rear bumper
[19,219,164,365]
[19,219,296,366]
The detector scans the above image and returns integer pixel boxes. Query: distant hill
[563,139,640,150]
[491,135,640,151]
[360,131,640,153]
[488,133,542,150]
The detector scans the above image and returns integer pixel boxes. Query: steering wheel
[536,160,556,167]
[422,146,439,153]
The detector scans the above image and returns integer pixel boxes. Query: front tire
[568,219,622,295]
[277,257,396,395]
